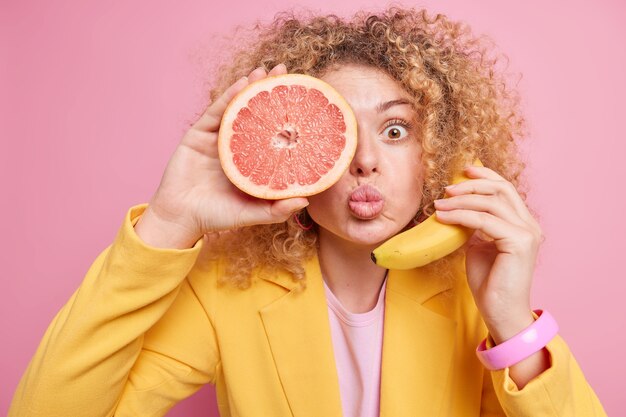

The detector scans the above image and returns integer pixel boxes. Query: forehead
[319,64,413,111]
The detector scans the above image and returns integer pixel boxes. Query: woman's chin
[315,213,413,249]
[341,222,400,247]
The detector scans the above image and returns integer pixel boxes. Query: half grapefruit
[218,73,357,199]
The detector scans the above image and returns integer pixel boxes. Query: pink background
[2,0,624,415]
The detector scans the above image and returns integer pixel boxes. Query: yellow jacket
[9,204,607,417]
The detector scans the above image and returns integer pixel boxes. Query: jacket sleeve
[479,313,608,417]
[8,204,218,417]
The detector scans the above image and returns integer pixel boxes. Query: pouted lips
[348,184,385,219]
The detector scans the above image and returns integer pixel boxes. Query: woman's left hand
[433,165,545,343]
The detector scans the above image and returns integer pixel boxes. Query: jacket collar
[259,252,458,417]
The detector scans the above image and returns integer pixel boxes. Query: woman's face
[306,64,424,248]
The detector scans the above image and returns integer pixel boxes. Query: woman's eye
[382,124,409,140]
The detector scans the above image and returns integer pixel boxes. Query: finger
[247,66,269,84]
[193,64,286,134]
[238,197,310,227]
[268,63,288,76]
[269,197,310,222]
[434,194,525,228]
[445,177,532,224]
[435,209,541,252]
[463,165,506,181]
[192,75,249,132]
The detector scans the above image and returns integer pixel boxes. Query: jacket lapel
[259,253,458,417]
[379,267,458,417]
[259,254,343,417]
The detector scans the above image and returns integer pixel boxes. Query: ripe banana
[371,158,483,269]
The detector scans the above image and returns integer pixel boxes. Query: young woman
[9,8,606,417]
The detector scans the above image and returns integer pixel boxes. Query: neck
[317,229,388,313]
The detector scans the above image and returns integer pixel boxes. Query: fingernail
[444,184,455,190]
[295,199,309,209]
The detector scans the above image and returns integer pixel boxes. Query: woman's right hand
[133,64,309,249]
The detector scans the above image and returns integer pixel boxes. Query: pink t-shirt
[323,277,387,417]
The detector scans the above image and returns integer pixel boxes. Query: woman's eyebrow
[376,98,413,113]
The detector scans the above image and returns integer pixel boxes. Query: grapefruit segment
[218,73,357,200]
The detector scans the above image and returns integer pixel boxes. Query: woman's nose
[349,131,379,177]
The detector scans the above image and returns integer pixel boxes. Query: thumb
[268,198,310,222]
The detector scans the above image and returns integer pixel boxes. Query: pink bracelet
[476,309,558,371]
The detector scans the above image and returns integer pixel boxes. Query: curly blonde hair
[200,6,531,289]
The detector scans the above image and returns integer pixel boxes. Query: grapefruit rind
[218,73,357,200]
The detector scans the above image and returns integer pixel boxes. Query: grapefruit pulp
[218,73,357,199]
